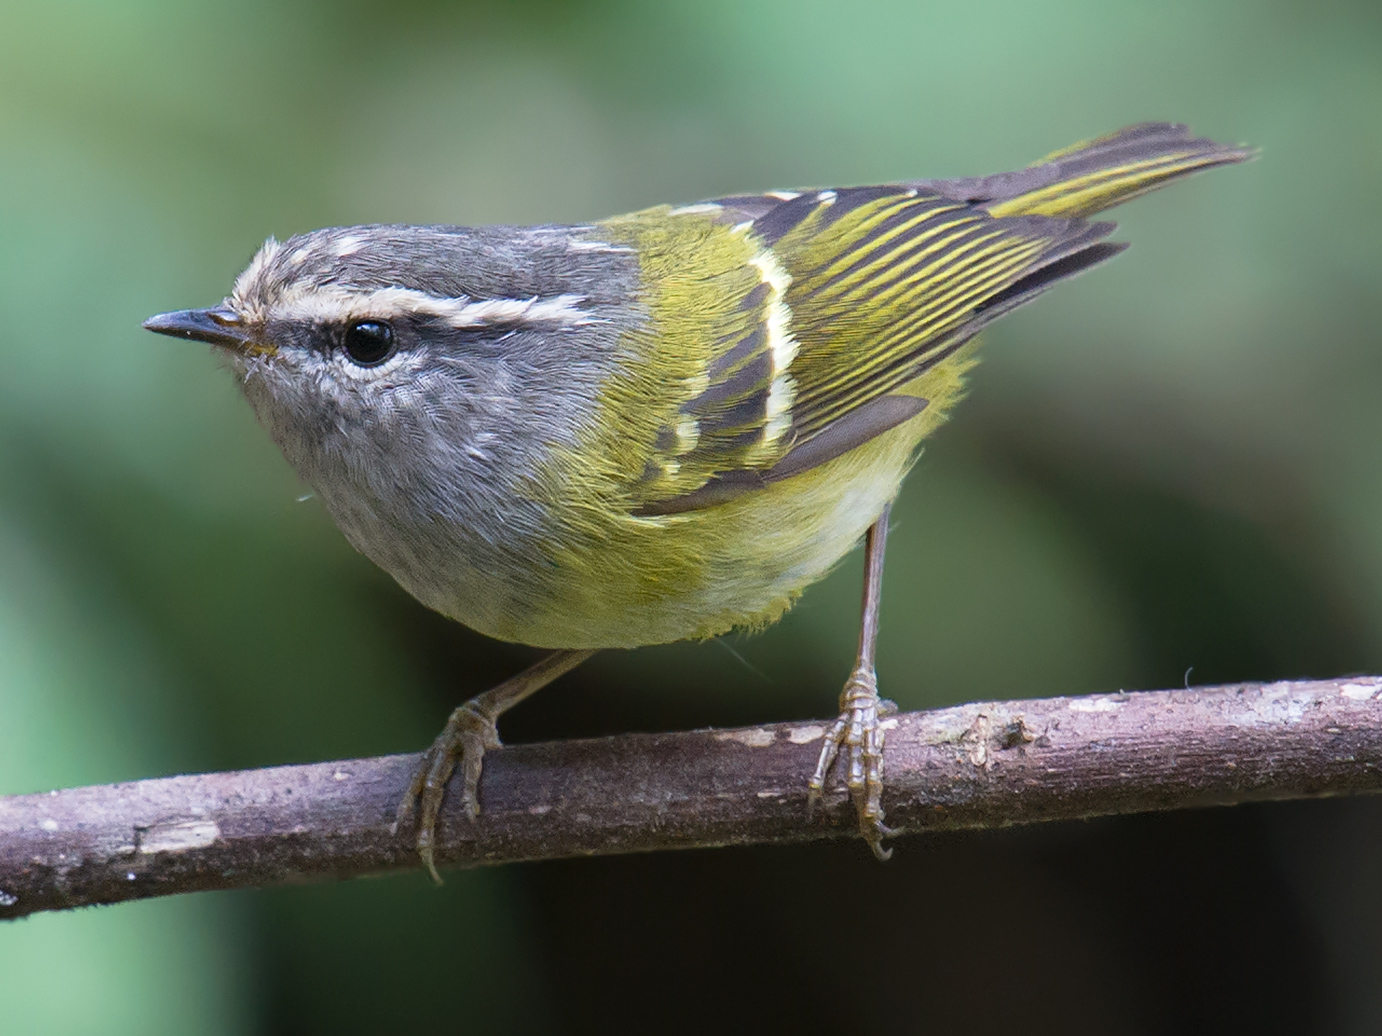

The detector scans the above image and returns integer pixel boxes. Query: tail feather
[911,123,1255,220]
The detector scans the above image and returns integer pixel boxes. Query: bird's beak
[143,306,273,355]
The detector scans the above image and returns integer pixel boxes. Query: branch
[3,676,1381,919]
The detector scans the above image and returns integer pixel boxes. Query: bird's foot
[392,650,596,883]
[394,696,500,884]
[807,666,897,860]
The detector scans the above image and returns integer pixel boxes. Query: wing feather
[602,125,1250,515]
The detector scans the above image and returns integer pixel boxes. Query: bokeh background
[2,0,1381,1032]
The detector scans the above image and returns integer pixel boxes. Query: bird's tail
[915,123,1255,220]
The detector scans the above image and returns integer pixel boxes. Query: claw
[396,700,502,885]
[391,650,596,883]
[807,713,849,819]
[809,665,893,858]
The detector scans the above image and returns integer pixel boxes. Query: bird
[144,122,1252,876]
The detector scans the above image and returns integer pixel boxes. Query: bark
[2,676,1381,919]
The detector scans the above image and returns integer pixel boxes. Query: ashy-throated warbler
[146,123,1251,873]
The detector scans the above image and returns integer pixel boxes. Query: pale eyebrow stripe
[264,285,595,327]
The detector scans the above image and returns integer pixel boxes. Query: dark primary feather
[913,122,1255,217]
[713,123,1254,228]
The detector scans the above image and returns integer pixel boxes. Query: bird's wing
[599,124,1250,515]
[599,193,1115,515]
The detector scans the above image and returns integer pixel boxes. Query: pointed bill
[143,307,272,354]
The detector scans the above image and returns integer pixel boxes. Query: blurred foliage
[2,0,1381,1032]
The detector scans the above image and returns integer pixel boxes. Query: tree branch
[3,676,1381,919]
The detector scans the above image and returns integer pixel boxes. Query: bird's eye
[341,320,396,366]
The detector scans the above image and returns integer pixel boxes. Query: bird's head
[144,223,628,506]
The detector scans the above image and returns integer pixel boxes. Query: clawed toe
[393,650,596,883]
[808,666,893,858]
[395,702,500,884]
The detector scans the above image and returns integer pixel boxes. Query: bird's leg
[396,648,596,882]
[808,502,898,860]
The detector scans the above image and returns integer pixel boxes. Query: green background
[2,0,1380,1032]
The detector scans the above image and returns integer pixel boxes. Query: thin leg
[395,649,596,882]
[808,502,897,860]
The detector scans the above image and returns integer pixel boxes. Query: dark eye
[341,320,396,366]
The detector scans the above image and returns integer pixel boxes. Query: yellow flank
[521,340,979,649]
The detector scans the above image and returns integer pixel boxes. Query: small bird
[145,123,1251,874]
